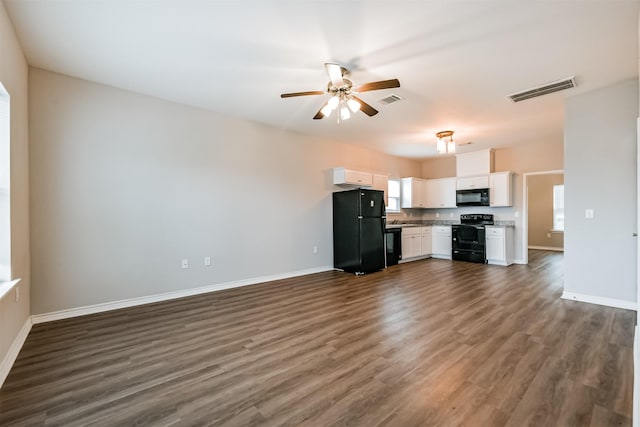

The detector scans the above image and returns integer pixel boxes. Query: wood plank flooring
[0,250,634,426]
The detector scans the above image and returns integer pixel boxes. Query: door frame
[521,169,564,265]
[633,117,639,427]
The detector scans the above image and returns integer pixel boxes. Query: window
[387,179,401,212]
[553,184,564,232]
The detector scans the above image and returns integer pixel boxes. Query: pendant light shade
[436,130,455,154]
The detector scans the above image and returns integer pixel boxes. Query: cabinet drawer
[432,226,451,235]
[485,227,505,237]
[402,226,422,236]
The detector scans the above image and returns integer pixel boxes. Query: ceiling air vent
[508,76,576,103]
[378,94,403,105]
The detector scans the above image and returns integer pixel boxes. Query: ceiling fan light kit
[280,63,400,122]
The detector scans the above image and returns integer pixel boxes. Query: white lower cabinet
[485,226,514,266]
[431,226,452,259]
[400,226,431,262]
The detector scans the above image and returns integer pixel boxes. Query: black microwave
[456,188,490,207]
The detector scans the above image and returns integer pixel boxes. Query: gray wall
[564,79,638,303]
[0,1,31,371]
[29,68,421,315]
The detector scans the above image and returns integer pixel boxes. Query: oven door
[452,225,486,251]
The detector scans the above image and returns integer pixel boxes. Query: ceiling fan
[280,63,400,121]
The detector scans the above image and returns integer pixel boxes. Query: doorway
[522,170,564,265]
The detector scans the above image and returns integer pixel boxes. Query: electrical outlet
[204,256,211,266]
[313,246,318,254]
[435,213,440,218]
[181,259,189,269]
[585,209,594,219]
[514,211,520,218]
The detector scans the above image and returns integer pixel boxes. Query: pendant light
[436,130,455,154]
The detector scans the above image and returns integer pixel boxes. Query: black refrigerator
[333,189,386,274]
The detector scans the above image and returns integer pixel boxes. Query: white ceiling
[4,0,639,158]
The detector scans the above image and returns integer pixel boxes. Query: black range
[452,214,494,263]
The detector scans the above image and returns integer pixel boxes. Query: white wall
[29,68,421,315]
[0,0,30,374]
[565,79,638,304]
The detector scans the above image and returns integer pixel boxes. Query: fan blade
[356,79,400,92]
[351,96,379,117]
[281,91,325,98]
[325,63,344,88]
[313,101,328,120]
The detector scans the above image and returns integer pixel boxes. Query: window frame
[552,184,564,232]
[387,178,401,213]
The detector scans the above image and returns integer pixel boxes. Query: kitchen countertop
[386,220,516,228]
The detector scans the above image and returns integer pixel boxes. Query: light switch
[585,209,594,219]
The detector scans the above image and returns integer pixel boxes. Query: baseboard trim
[528,246,564,252]
[0,317,32,388]
[32,265,334,324]
[513,258,526,265]
[634,325,639,427]
[561,291,637,311]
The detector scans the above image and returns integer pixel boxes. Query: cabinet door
[421,228,432,256]
[490,172,512,207]
[401,234,414,258]
[344,169,373,186]
[486,226,513,265]
[456,149,494,177]
[426,178,456,208]
[431,227,452,256]
[486,236,505,261]
[414,179,426,208]
[410,235,422,258]
[401,178,426,208]
[457,175,489,190]
[334,167,374,186]
[441,178,457,207]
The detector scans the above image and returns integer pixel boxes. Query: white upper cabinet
[425,178,456,208]
[456,149,494,177]
[401,177,427,208]
[489,171,513,207]
[333,167,374,187]
[456,175,489,190]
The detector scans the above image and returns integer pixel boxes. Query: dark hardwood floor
[0,250,634,426]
